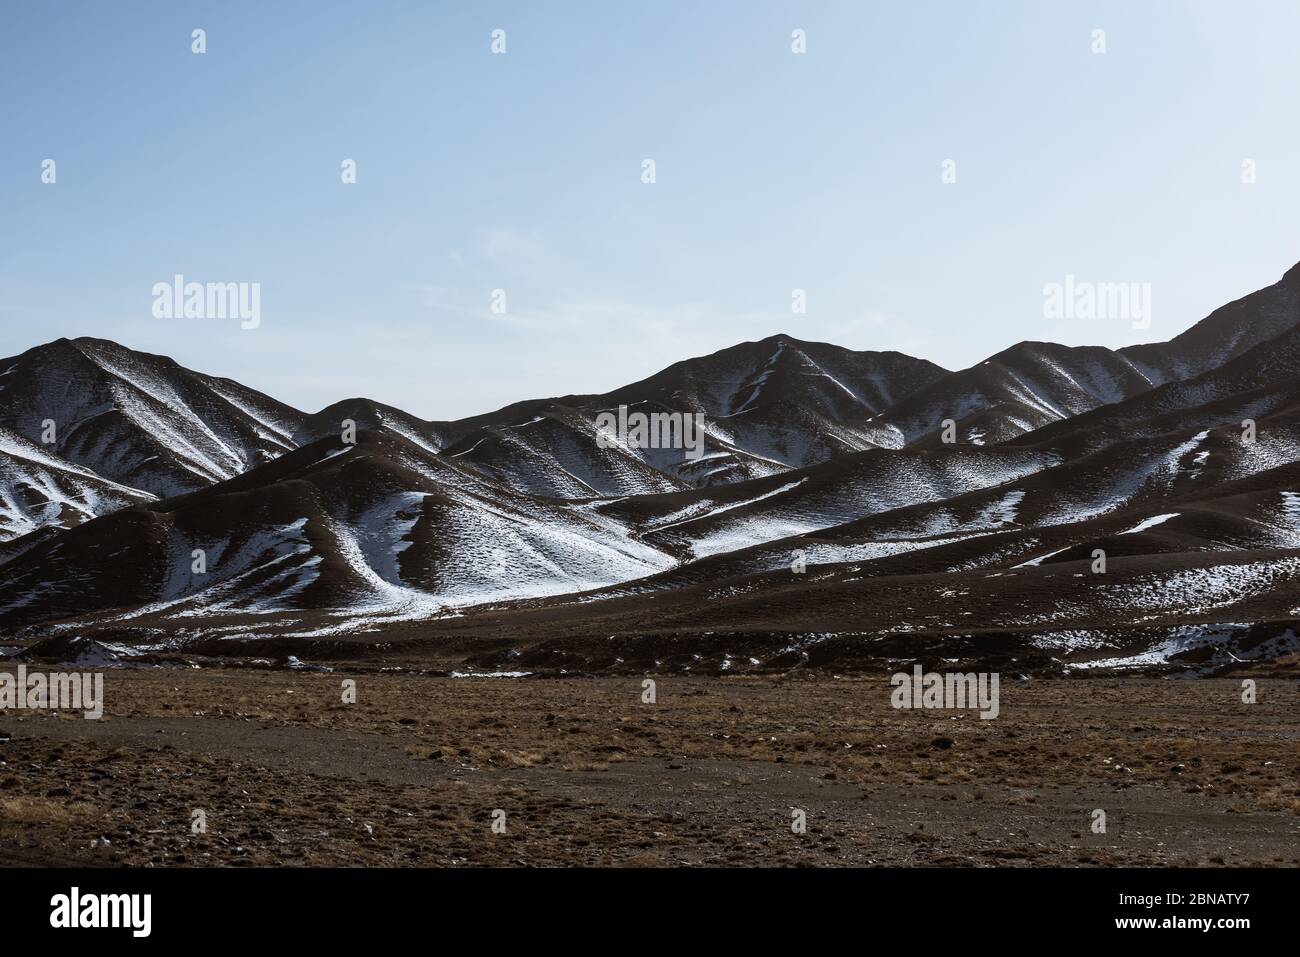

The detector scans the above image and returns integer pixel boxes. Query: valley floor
[1,669,1297,867]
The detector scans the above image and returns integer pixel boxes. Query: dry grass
[1257,787,1300,814]
[0,795,100,825]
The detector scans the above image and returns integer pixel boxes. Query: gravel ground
[1,667,1298,867]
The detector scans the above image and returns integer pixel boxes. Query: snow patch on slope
[1119,513,1178,535]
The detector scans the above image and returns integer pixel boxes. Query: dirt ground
[1,667,1297,867]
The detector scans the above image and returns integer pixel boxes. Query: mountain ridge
[5,262,1300,675]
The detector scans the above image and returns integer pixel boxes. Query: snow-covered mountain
[0,337,303,498]
[6,262,1300,675]
[0,430,678,631]
[598,335,951,465]
[295,335,952,496]
[862,342,1156,447]
[864,265,1300,448]
[0,424,154,543]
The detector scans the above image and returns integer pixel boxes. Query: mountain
[0,337,304,498]
[0,335,947,546]
[599,335,951,464]
[865,265,1300,447]
[0,429,677,632]
[5,262,1300,676]
[1011,317,1300,463]
[294,336,951,496]
[0,424,154,543]
[292,397,449,454]
[863,342,1156,447]
[440,317,1300,676]
[1120,261,1300,382]
[591,444,1055,560]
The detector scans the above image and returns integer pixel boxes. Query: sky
[2,0,1299,420]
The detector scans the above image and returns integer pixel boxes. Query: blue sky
[3,0,1299,419]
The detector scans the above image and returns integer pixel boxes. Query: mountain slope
[864,342,1157,447]
[600,334,951,466]
[1121,261,1300,383]
[325,335,953,496]
[865,264,1300,447]
[7,264,1300,677]
[0,430,678,632]
[0,425,155,543]
[0,337,305,497]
